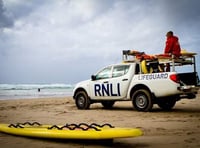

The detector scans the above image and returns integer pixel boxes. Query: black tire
[101,101,115,109]
[132,89,153,112]
[75,91,90,109]
[157,97,176,110]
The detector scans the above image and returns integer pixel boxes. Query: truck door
[89,65,131,100]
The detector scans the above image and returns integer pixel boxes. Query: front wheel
[75,91,90,109]
[132,89,153,112]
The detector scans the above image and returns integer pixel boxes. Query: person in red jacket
[164,31,181,57]
[164,31,181,71]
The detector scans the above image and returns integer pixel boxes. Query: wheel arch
[130,84,153,100]
[73,87,88,99]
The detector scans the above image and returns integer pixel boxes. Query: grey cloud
[0,0,199,84]
[3,0,48,18]
[0,0,13,28]
[163,0,200,21]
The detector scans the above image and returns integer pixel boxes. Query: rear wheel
[101,101,115,109]
[157,97,177,110]
[132,89,153,112]
[75,91,90,109]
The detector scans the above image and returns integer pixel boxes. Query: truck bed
[178,72,199,86]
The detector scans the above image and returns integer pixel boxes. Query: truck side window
[112,65,130,78]
[96,67,112,80]
[135,64,140,74]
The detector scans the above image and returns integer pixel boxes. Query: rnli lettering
[94,83,121,96]
[138,73,168,80]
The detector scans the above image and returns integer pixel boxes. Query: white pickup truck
[73,50,199,111]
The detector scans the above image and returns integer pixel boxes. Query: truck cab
[90,63,134,100]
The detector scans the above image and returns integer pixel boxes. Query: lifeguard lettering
[138,73,168,80]
[94,83,121,96]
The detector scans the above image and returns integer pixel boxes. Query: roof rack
[122,50,197,72]
[122,50,145,63]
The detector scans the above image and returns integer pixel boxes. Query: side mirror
[91,75,96,81]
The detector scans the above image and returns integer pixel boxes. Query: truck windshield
[96,66,112,80]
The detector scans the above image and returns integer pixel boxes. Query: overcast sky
[0,0,200,84]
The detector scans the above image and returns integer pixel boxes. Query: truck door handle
[103,81,109,83]
[122,79,128,81]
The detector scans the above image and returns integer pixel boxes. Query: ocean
[0,84,74,100]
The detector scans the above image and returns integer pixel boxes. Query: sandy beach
[0,91,200,148]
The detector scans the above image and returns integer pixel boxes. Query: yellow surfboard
[181,49,197,56]
[0,122,143,140]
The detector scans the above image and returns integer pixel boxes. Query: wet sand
[0,91,200,148]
